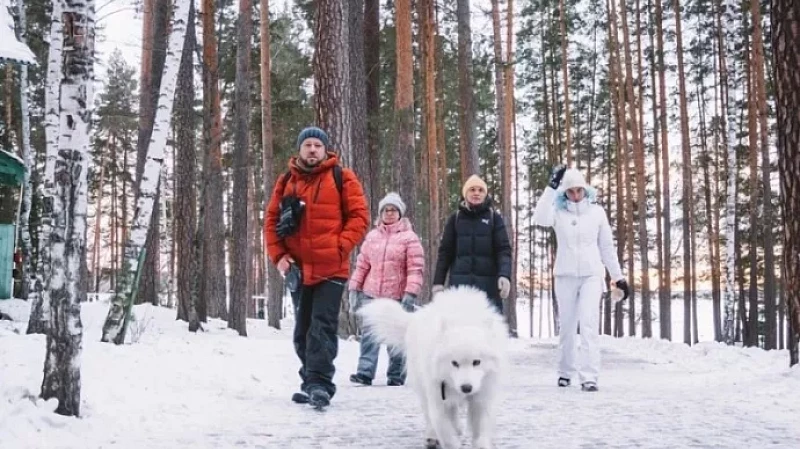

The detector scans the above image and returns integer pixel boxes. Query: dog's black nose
[460,384,473,394]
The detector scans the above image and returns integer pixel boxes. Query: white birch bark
[101,0,191,343]
[39,0,94,417]
[722,0,737,345]
[15,0,34,300]
[26,0,63,334]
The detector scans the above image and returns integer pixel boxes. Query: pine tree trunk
[365,0,381,214]
[559,0,572,163]
[654,0,672,341]
[91,153,105,292]
[102,0,192,343]
[647,0,664,340]
[314,0,351,158]
[672,0,693,345]
[393,0,415,221]
[228,0,252,337]
[259,0,281,329]
[420,0,439,306]
[27,0,64,335]
[618,0,650,338]
[456,0,479,179]
[175,0,199,331]
[505,0,518,336]
[40,0,94,416]
[746,33,760,348]
[349,0,369,205]
[201,0,226,322]
[750,0,777,350]
[771,0,800,365]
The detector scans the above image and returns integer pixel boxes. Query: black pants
[291,278,344,398]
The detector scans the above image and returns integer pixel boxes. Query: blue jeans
[356,297,406,382]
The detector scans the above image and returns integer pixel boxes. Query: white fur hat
[560,168,587,190]
[378,192,406,217]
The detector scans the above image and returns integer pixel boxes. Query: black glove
[615,279,630,301]
[548,165,567,189]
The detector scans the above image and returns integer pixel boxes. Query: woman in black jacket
[432,175,513,314]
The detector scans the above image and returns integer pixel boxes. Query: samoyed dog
[358,286,509,449]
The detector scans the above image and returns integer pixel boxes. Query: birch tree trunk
[101,0,191,343]
[27,0,63,335]
[228,0,252,337]
[40,0,94,416]
[201,0,226,322]
[456,0,479,180]
[15,0,34,301]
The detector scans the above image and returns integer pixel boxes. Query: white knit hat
[379,192,406,217]
[560,168,587,190]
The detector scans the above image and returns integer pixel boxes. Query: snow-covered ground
[2,298,799,449]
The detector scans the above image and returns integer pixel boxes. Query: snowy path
[2,301,799,449]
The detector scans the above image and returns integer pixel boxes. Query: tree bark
[201,0,226,322]
[40,0,94,416]
[392,0,415,221]
[228,0,253,337]
[102,0,192,343]
[771,0,800,365]
[365,0,381,214]
[456,0,479,180]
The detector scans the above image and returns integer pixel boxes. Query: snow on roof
[0,1,36,66]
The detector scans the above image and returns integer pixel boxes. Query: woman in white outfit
[532,165,630,392]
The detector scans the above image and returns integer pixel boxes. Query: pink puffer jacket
[348,218,424,299]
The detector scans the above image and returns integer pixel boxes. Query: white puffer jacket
[532,186,624,281]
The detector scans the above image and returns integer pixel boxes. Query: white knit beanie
[560,168,587,190]
[378,192,406,217]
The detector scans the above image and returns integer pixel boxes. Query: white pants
[555,275,603,384]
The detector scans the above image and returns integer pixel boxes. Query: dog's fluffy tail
[357,299,411,350]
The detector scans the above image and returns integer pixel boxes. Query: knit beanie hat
[462,174,488,198]
[560,168,587,190]
[296,126,329,149]
[378,192,406,217]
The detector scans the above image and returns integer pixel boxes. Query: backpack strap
[333,164,343,194]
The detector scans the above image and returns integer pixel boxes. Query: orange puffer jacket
[265,152,369,286]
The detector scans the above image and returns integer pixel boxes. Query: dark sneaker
[308,388,331,410]
[581,382,599,392]
[291,392,309,404]
[387,378,405,386]
[425,438,440,449]
[557,377,571,387]
[349,373,373,386]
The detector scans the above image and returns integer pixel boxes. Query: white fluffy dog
[358,286,509,449]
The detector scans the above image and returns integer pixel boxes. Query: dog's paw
[424,438,440,449]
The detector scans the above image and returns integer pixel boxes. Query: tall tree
[174,0,200,332]
[260,0,281,329]
[750,0,777,350]
[16,0,34,301]
[102,0,192,343]
[420,0,439,300]
[135,0,170,306]
[229,0,253,337]
[559,0,572,163]
[349,0,370,205]
[314,0,351,159]
[655,0,672,340]
[40,0,94,417]
[393,0,415,220]
[673,0,694,345]
[772,0,800,365]
[457,0,479,179]
[201,0,227,321]
[364,0,381,213]
[27,0,64,335]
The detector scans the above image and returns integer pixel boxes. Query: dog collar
[440,381,446,401]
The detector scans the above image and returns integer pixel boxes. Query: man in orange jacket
[265,126,369,409]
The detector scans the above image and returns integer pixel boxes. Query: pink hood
[348,218,425,299]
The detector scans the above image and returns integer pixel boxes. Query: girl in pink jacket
[347,192,424,386]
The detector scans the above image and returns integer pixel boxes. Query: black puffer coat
[433,198,512,301]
